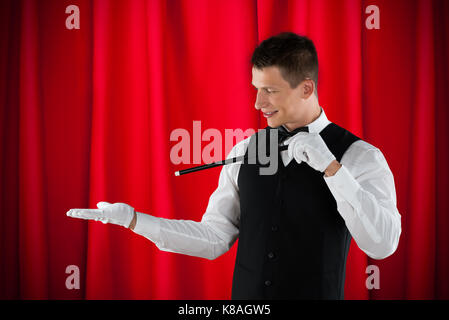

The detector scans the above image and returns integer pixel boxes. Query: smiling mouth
[263,110,278,118]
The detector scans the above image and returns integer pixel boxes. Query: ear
[301,79,315,99]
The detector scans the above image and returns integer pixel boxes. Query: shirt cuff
[133,212,161,243]
[324,164,361,210]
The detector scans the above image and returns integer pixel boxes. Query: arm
[67,140,246,260]
[129,212,137,230]
[324,142,402,259]
[130,144,243,260]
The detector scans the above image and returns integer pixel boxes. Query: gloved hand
[67,201,135,228]
[285,132,336,172]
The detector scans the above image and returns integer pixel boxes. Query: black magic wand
[174,144,288,176]
[173,126,307,176]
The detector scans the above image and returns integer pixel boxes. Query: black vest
[232,123,360,300]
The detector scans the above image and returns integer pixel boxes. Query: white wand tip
[174,171,180,176]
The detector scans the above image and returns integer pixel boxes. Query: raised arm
[324,141,402,259]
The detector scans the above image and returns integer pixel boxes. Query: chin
[267,118,281,128]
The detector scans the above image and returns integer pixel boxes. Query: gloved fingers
[97,201,112,209]
[287,139,305,160]
[66,208,104,221]
[298,149,309,162]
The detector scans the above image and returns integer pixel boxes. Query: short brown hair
[251,32,319,92]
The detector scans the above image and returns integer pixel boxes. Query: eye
[253,86,277,93]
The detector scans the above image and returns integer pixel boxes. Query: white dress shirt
[133,109,402,261]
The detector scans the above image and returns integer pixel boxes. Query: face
[252,66,314,130]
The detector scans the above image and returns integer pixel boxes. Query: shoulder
[342,139,392,175]
[347,139,379,155]
[226,132,256,159]
[220,134,254,188]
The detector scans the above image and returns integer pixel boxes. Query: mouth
[262,110,278,118]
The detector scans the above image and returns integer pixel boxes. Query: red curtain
[0,0,448,300]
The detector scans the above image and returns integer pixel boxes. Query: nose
[254,90,270,110]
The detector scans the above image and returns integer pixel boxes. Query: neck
[284,102,321,131]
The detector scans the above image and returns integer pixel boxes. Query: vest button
[268,252,275,259]
[264,280,272,286]
[271,225,278,232]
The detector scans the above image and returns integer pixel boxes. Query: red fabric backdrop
[0,0,448,299]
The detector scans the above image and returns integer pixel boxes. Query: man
[67,32,401,299]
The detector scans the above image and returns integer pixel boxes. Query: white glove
[285,132,336,172]
[66,201,135,228]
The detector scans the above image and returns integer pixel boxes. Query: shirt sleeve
[132,139,247,260]
[324,141,402,259]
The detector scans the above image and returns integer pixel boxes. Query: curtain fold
[434,0,449,300]
[18,0,49,299]
[406,0,436,299]
[0,0,448,299]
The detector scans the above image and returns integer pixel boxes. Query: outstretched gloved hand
[67,201,135,228]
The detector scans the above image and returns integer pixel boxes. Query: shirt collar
[281,107,330,134]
